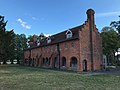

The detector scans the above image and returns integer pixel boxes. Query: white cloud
[17,18,31,29]
[96,11,120,17]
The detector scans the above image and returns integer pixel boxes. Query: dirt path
[62,68,120,76]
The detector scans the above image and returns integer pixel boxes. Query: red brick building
[24,9,103,71]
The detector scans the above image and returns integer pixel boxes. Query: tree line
[0,15,120,65]
[0,16,46,64]
[0,16,27,64]
[101,17,120,66]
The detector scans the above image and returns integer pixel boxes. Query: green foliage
[0,16,15,64]
[101,16,120,65]
[110,21,120,49]
[14,34,28,64]
[0,16,28,64]
[101,27,120,65]
[110,20,120,34]
[27,35,33,42]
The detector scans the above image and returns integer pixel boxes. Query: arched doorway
[34,58,36,66]
[36,55,39,67]
[54,57,58,68]
[70,57,77,69]
[37,58,39,67]
[46,57,50,66]
[62,57,66,67]
[32,58,34,66]
[39,55,42,67]
[83,60,87,71]
[24,58,27,65]
[29,58,32,66]
[48,58,51,66]
[42,58,45,66]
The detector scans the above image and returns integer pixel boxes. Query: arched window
[70,57,77,69]
[48,58,51,65]
[46,57,50,66]
[42,58,45,66]
[66,29,73,39]
[54,57,58,68]
[83,60,87,71]
[29,58,32,66]
[62,57,66,66]
[36,55,39,66]
[32,58,35,66]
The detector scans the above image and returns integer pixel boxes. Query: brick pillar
[86,9,95,71]
[33,35,37,46]
[86,9,95,26]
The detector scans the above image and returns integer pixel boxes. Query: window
[47,37,51,44]
[66,29,72,39]
[70,57,77,68]
[42,58,45,65]
[62,57,66,66]
[37,39,40,46]
[46,58,50,65]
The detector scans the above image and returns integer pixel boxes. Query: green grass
[0,65,120,90]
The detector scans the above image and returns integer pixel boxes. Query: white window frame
[37,39,40,46]
[66,29,73,39]
[47,37,51,44]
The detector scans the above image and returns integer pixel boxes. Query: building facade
[24,9,103,71]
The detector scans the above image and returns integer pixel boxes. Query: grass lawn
[0,65,120,90]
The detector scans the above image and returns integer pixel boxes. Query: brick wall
[24,9,103,72]
[79,9,103,71]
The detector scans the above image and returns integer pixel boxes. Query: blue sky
[0,0,120,36]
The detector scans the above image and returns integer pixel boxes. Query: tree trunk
[17,59,20,64]
[10,59,14,64]
[107,55,109,66]
[3,60,7,64]
[0,59,1,64]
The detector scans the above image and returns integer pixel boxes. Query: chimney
[33,35,37,46]
[86,9,95,71]
[86,9,95,25]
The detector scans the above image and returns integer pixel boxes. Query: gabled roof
[41,25,81,45]
[25,25,82,50]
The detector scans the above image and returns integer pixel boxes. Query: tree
[4,30,15,64]
[110,20,120,34]
[14,34,27,64]
[0,16,5,64]
[0,16,15,64]
[101,27,119,65]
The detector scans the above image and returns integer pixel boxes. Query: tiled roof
[25,25,82,50]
